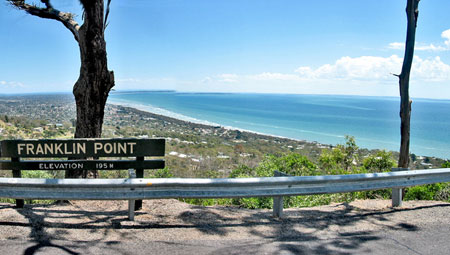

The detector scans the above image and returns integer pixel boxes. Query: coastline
[0,93,446,171]
[107,92,450,160]
[105,102,447,171]
[106,100,331,148]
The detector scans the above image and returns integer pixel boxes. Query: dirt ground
[0,199,448,241]
[1,199,449,254]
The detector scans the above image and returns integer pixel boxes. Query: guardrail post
[135,156,144,211]
[12,157,24,208]
[391,168,409,207]
[273,171,288,218]
[128,168,136,221]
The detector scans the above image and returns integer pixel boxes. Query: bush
[442,161,450,168]
[22,170,53,179]
[232,196,273,209]
[362,150,396,173]
[151,167,174,178]
[404,183,448,201]
[256,153,318,177]
[229,165,255,178]
[319,135,359,173]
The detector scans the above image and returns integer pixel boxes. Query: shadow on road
[0,201,448,254]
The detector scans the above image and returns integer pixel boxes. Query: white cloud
[293,55,450,82]
[442,29,450,47]
[416,44,447,51]
[412,56,450,82]
[217,74,238,83]
[247,72,304,81]
[114,77,179,91]
[295,55,403,81]
[201,76,213,83]
[388,42,405,50]
[389,42,446,51]
[115,55,450,99]
[389,28,450,51]
[116,78,144,83]
[206,54,450,91]
[0,81,24,88]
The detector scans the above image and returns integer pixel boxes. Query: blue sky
[1,0,450,99]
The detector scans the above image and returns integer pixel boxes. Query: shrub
[151,167,174,178]
[22,170,53,179]
[362,150,396,173]
[256,153,318,177]
[442,161,450,168]
[404,183,447,201]
[229,165,256,178]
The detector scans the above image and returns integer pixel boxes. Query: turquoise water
[108,91,450,159]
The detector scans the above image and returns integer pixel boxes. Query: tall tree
[393,0,420,206]
[8,0,114,178]
[397,0,420,169]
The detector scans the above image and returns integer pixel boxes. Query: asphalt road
[1,200,449,255]
[2,226,450,255]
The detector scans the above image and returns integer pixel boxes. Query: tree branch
[104,0,111,31]
[8,0,80,42]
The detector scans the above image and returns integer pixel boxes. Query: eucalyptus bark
[398,0,419,169]
[74,0,114,140]
[70,0,114,178]
[8,0,114,178]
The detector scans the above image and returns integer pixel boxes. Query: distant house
[421,162,433,167]
[33,127,44,132]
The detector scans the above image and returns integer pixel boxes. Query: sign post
[0,138,165,212]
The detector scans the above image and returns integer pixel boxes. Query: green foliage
[229,153,318,179]
[232,196,273,209]
[151,167,174,178]
[4,101,450,209]
[257,153,318,177]
[441,161,450,168]
[229,165,256,178]
[319,135,359,173]
[1,171,55,205]
[319,148,345,174]
[99,170,129,178]
[22,170,53,179]
[343,135,359,169]
[180,198,233,207]
[405,183,449,201]
[198,169,221,178]
[356,189,391,200]
[362,150,396,172]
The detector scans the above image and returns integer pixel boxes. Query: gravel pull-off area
[1,199,449,254]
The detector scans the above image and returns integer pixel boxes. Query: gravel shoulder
[1,199,449,254]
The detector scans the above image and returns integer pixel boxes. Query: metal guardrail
[1,168,449,219]
[1,168,450,199]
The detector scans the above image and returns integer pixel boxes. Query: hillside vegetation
[0,94,449,208]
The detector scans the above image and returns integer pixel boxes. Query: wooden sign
[0,138,165,158]
[0,159,165,171]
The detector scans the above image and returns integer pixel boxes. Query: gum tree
[8,0,114,178]
[392,0,420,206]
[396,0,420,170]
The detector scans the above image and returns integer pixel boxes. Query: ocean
[108,91,450,159]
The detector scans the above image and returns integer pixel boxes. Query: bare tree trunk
[393,0,420,207]
[8,0,115,178]
[398,0,419,169]
[68,0,114,178]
